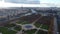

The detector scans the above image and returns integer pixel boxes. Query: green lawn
[34,22,49,30]
[40,25,49,30]
[5,24,16,27]
[34,22,41,28]
[37,30,48,34]
[0,27,17,34]
[16,21,30,25]
[14,26,21,31]
[24,29,37,34]
[16,21,23,24]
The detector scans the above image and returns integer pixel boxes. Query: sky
[0,0,60,7]
[40,0,60,4]
[6,0,40,4]
[1,0,40,4]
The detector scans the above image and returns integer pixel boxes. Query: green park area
[34,22,42,28]
[24,29,37,34]
[37,30,48,34]
[34,22,49,30]
[0,23,22,34]
[16,21,31,25]
[40,25,49,30]
[0,27,17,34]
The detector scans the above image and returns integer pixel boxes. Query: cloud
[0,0,60,7]
[40,0,60,4]
[5,0,40,4]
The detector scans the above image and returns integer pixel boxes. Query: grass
[14,26,21,31]
[16,21,30,25]
[0,27,8,32]
[0,27,17,34]
[24,29,37,34]
[34,22,41,28]
[16,21,23,24]
[34,22,49,30]
[5,24,16,27]
[40,25,49,30]
[3,30,17,34]
[37,30,48,34]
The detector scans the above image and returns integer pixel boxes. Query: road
[53,17,58,34]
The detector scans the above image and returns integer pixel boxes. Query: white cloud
[5,0,40,4]
[0,0,60,8]
[40,0,60,4]
[0,2,58,8]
